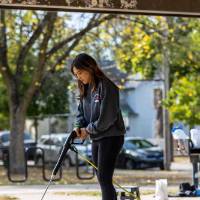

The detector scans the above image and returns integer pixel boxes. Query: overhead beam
[0,0,200,17]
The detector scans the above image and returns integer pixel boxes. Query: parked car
[35,133,92,168]
[0,131,37,162]
[116,137,164,170]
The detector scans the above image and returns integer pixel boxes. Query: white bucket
[155,179,168,200]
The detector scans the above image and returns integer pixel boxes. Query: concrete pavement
[1,184,99,200]
[0,184,199,200]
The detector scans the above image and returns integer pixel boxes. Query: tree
[162,18,200,128]
[163,74,200,127]
[96,15,200,125]
[27,71,71,117]
[0,10,115,174]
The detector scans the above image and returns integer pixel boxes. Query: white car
[35,133,92,168]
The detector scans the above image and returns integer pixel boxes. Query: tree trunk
[154,89,163,138]
[9,103,26,175]
[33,118,39,143]
[162,18,171,170]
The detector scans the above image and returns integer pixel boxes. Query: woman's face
[73,67,92,84]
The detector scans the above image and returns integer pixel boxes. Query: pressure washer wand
[40,130,77,200]
[52,130,77,176]
[40,174,54,200]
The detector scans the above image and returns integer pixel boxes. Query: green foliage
[1,11,200,128]
[0,76,9,129]
[163,74,200,126]
[0,10,73,127]
[0,11,116,128]
[103,16,200,126]
[27,70,71,117]
[164,18,200,126]
[115,22,161,78]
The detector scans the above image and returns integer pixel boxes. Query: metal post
[162,17,172,170]
[192,161,198,188]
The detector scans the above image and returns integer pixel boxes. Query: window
[43,139,54,145]
[126,139,154,149]
[0,132,32,143]
[1,133,9,143]
[124,141,137,150]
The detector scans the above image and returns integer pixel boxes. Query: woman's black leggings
[92,135,124,200]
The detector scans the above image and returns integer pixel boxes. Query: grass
[53,187,179,197]
[54,191,101,196]
[0,165,192,186]
[54,190,154,196]
[0,157,193,186]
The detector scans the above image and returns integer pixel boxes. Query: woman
[71,53,126,200]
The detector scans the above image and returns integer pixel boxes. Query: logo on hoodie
[94,94,101,103]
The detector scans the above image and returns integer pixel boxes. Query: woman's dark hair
[71,53,108,99]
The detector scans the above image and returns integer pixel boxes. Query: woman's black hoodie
[75,78,126,140]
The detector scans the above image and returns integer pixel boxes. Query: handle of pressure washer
[72,138,85,145]
[72,128,85,145]
[52,131,77,175]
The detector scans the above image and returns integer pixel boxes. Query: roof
[101,63,128,86]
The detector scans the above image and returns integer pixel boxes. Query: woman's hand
[80,128,89,140]
[74,127,89,140]
[74,128,81,138]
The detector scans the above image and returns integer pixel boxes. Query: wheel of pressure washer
[63,157,71,169]
[125,159,136,169]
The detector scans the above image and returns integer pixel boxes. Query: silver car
[35,133,92,168]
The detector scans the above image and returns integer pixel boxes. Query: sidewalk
[0,184,199,200]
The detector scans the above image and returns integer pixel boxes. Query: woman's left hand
[80,128,89,140]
